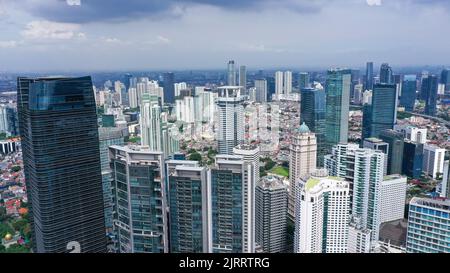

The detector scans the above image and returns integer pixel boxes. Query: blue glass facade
[400,75,417,112]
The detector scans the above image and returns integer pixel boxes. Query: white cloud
[0,40,17,48]
[66,0,81,6]
[144,35,171,45]
[366,0,382,6]
[21,20,85,40]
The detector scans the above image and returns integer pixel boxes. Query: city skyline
[1,1,450,71]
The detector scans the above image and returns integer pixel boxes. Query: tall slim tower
[324,69,351,153]
[140,94,162,151]
[254,79,268,103]
[288,123,317,220]
[400,75,417,112]
[110,145,168,253]
[294,169,350,253]
[227,60,237,86]
[239,65,247,92]
[163,72,175,104]
[17,76,106,253]
[284,71,292,95]
[275,71,284,98]
[217,86,244,155]
[209,155,255,253]
[365,62,374,91]
[255,175,288,253]
[379,63,393,84]
[422,75,439,116]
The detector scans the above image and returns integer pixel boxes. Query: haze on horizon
[1,0,450,72]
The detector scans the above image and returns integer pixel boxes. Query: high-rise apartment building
[275,71,284,98]
[217,87,244,155]
[254,79,268,103]
[140,94,162,151]
[288,123,317,220]
[406,197,450,253]
[110,145,168,253]
[422,144,446,179]
[440,161,450,198]
[255,176,288,253]
[294,170,350,253]
[17,76,106,253]
[284,71,292,95]
[380,175,407,223]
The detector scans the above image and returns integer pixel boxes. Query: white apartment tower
[217,86,245,155]
[380,174,407,223]
[423,144,446,179]
[288,123,317,219]
[140,94,162,151]
[294,169,350,253]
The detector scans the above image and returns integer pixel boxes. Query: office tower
[350,69,361,102]
[275,71,284,98]
[379,63,393,84]
[0,104,18,136]
[441,161,450,198]
[288,123,317,219]
[174,82,187,97]
[255,176,288,253]
[298,72,310,90]
[406,197,450,253]
[380,175,407,223]
[362,83,397,139]
[239,65,247,91]
[167,161,209,253]
[284,71,292,95]
[140,94,162,151]
[99,127,125,235]
[266,76,276,101]
[294,170,350,253]
[233,144,260,185]
[421,75,439,116]
[379,129,404,175]
[347,221,372,253]
[402,141,424,179]
[324,144,385,242]
[324,69,351,152]
[209,155,255,253]
[227,60,237,86]
[110,145,167,253]
[400,75,417,112]
[17,76,106,253]
[363,138,389,176]
[441,68,450,91]
[365,62,374,91]
[353,83,364,105]
[217,86,244,155]
[394,124,427,144]
[422,144,446,179]
[123,73,133,91]
[128,87,138,108]
[254,79,268,103]
[163,72,175,104]
[300,87,326,166]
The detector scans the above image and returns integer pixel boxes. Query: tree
[11,166,21,172]
[188,152,202,163]
[4,244,30,253]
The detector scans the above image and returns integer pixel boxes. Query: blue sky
[0,0,450,72]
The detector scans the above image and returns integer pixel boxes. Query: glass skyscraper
[365,62,374,91]
[379,63,393,84]
[301,87,326,166]
[421,75,439,116]
[379,129,405,175]
[400,75,417,112]
[17,76,106,253]
[324,69,351,153]
[163,72,175,104]
[362,83,397,139]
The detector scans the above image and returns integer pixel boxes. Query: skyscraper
[379,63,393,84]
[255,176,288,253]
[379,129,405,175]
[365,62,374,91]
[163,72,175,104]
[254,79,268,103]
[362,83,397,139]
[422,144,446,179]
[217,87,244,155]
[167,161,209,253]
[288,123,317,220]
[400,75,417,112]
[379,175,407,223]
[298,72,310,90]
[441,161,450,199]
[294,169,350,253]
[421,75,439,116]
[227,60,237,86]
[239,65,247,91]
[300,87,326,166]
[324,144,385,242]
[209,155,254,253]
[440,68,450,91]
[406,197,450,253]
[110,145,168,253]
[275,71,284,98]
[17,76,106,253]
[402,141,424,179]
[140,94,162,151]
[325,69,351,152]
[284,71,292,95]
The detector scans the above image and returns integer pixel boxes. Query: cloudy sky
[0,0,449,72]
